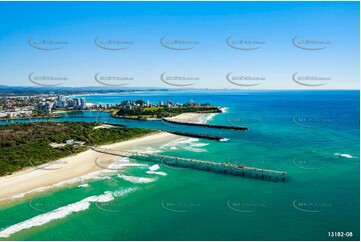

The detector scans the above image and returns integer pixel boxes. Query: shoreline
[0,132,178,205]
[0,112,215,205]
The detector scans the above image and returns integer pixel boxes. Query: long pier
[92,147,286,182]
[162,118,248,131]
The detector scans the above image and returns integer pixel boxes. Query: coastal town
[0,95,91,119]
[0,94,212,120]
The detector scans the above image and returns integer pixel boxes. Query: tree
[135,100,144,106]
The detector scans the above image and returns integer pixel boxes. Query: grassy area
[0,122,156,176]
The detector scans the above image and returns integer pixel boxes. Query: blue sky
[0,1,359,90]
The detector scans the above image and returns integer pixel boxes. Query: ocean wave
[147,164,167,176]
[0,188,136,238]
[149,164,160,171]
[182,146,207,153]
[203,113,216,123]
[146,171,168,176]
[77,184,89,188]
[161,137,209,153]
[117,175,157,184]
[190,143,209,147]
[220,138,229,142]
[132,147,162,154]
[334,153,356,159]
[220,107,228,113]
[174,138,199,144]
[107,159,148,169]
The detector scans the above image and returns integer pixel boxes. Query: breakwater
[166,131,225,141]
[162,118,248,131]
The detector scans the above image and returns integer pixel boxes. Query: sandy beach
[0,132,178,205]
[0,112,214,205]
[166,113,210,123]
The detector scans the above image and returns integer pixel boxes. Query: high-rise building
[67,99,75,108]
[58,95,66,102]
[80,98,86,109]
[45,102,53,115]
[74,98,80,107]
[189,99,195,106]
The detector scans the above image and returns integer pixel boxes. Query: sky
[0,1,359,90]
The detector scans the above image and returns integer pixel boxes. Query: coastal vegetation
[0,122,155,176]
[115,102,221,120]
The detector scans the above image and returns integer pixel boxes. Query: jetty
[92,147,286,182]
[162,117,248,131]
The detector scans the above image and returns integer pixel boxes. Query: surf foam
[334,153,356,159]
[117,175,157,184]
[0,188,136,238]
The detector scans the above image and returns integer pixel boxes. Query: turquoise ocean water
[0,91,359,240]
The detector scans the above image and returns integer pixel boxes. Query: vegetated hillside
[117,106,221,119]
[0,122,155,176]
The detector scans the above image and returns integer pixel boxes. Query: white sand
[165,113,207,123]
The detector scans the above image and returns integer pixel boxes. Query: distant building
[58,95,66,102]
[45,102,53,115]
[166,100,173,108]
[80,98,86,109]
[6,112,15,118]
[37,101,53,115]
[74,98,80,108]
[68,99,75,108]
[189,99,195,106]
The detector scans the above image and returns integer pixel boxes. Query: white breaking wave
[161,138,196,148]
[220,107,228,113]
[147,164,167,176]
[77,184,89,188]
[174,138,199,145]
[132,147,162,154]
[190,143,209,147]
[0,188,136,238]
[183,146,207,153]
[203,113,216,123]
[161,138,209,153]
[220,138,230,142]
[112,187,138,198]
[117,175,157,184]
[146,171,168,176]
[334,153,356,159]
[149,164,160,171]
